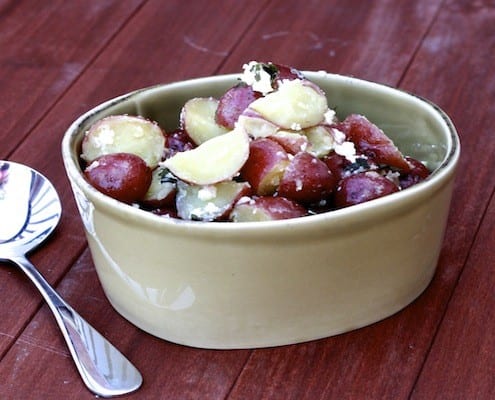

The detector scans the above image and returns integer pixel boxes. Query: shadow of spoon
[0,160,142,397]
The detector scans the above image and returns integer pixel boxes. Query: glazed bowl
[62,72,460,349]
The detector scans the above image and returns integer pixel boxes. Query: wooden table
[1,1,493,398]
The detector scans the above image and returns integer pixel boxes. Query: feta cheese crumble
[331,128,358,163]
[241,61,274,95]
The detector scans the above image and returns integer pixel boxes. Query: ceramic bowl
[62,72,460,349]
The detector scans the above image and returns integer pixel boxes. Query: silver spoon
[0,160,142,397]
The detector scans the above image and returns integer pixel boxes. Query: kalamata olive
[84,153,152,204]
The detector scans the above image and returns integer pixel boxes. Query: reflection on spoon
[0,161,142,397]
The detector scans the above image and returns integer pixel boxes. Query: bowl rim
[61,72,460,234]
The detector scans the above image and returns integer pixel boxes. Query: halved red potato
[176,180,251,221]
[334,171,400,208]
[230,196,307,222]
[240,138,290,196]
[278,152,337,204]
[81,115,165,168]
[163,127,250,185]
[180,97,229,145]
[248,79,328,130]
[84,152,152,204]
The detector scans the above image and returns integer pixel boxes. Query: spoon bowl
[0,160,142,397]
[0,160,61,254]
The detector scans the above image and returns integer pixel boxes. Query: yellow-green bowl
[62,72,460,349]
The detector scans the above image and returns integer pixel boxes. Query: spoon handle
[10,254,142,397]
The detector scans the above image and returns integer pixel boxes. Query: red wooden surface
[0,0,493,398]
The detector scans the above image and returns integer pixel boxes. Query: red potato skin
[84,153,152,204]
[141,188,176,209]
[334,171,399,208]
[215,84,261,129]
[271,63,304,86]
[253,196,307,220]
[216,183,253,221]
[270,133,309,155]
[399,156,430,189]
[337,114,411,172]
[278,152,337,205]
[164,129,195,157]
[240,138,289,196]
[322,152,350,183]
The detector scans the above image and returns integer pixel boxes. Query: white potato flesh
[181,97,229,145]
[248,79,328,130]
[82,115,165,168]
[230,202,273,222]
[163,127,250,185]
[304,125,335,157]
[143,166,176,204]
[236,112,279,138]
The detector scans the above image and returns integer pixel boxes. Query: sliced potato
[248,79,328,130]
[181,97,229,145]
[82,115,165,168]
[163,127,250,185]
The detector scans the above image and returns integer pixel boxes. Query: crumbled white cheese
[290,122,302,131]
[384,170,401,186]
[241,61,274,95]
[334,141,357,163]
[331,128,358,162]
[132,125,145,138]
[295,178,303,191]
[93,124,115,147]
[236,196,252,205]
[85,160,100,172]
[323,109,337,124]
[197,185,217,201]
[331,128,346,144]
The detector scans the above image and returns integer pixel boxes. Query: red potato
[175,181,251,221]
[278,152,337,205]
[399,156,430,189]
[248,79,328,130]
[337,114,411,171]
[81,115,165,169]
[270,130,310,155]
[334,171,399,208]
[215,83,261,129]
[180,97,228,145]
[323,152,350,182]
[230,196,307,222]
[236,110,279,138]
[141,167,177,208]
[271,63,304,85]
[240,138,290,196]
[164,129,195,158]
[323,152,376,183]
[84,153,152,204]
[304,125,335,158]
[163,127,250,186]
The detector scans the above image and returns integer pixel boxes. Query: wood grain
[0,0,146,159]
[0,0,494,398]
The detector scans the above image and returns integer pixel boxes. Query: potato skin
[84,153,152,204]
[334,171,399,208]
[278,152,337,205]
